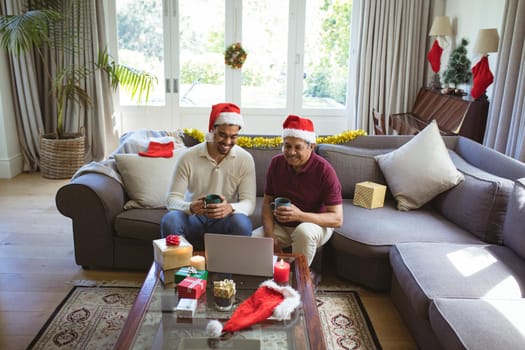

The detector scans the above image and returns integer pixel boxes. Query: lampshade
[473,28,499,55]
[429,16,453,36]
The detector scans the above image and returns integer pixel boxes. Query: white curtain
[2,0,114,171]
[484,0,525,161]
[1,0,44,171]
[352,0,430,133]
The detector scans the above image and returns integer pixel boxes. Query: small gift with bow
[153,234,193,271]
[175,266,208,285]
[178,276,207,299]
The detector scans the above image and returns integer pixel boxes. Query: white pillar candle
[190,255,206,270]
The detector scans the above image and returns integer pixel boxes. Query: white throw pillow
[375,120,464,211]
[115,150,184,209]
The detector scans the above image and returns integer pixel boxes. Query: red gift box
[177,276,207,299]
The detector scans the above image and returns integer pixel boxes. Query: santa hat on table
[470,56,494,99]
[206,279,301,337]
[206,102,244,142]
[282,115,316,144]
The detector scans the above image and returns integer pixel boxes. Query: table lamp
[427,16,453,89]
[471,28,499,100]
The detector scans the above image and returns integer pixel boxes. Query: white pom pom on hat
[206,279,301,337]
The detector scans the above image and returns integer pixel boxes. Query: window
[111,0,352,126]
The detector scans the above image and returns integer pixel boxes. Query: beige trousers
[253,223,334,266]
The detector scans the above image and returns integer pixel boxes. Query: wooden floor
[0,172,416,350]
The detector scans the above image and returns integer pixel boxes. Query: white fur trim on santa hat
[206,319,223,338]
[260,279,301,320]
[214,112,244,129]
[282,128,316,144]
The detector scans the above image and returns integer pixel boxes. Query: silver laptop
[204,233,275,277]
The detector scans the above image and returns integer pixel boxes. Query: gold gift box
[153,236,193,271]
[213,279,236,298]
[353,181,387,209]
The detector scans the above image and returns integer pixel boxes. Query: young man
[161,103,256,249]
[254,115,343,278]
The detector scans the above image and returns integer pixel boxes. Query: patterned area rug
[28,286,381,349]
[317,291,382,350]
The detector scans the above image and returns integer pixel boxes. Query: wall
[0,50,23,178]
[442,0,505,98]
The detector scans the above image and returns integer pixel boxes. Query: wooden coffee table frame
[114,253,325,349]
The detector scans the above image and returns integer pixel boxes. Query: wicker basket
[40,132,85,179]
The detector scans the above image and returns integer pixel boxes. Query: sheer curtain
[2,0,114,172]
[351,0,430,133]
[484,0,525,161]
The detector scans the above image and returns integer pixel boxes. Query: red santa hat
[138,140,175,158]
[208,103,244,132]
[282,115,316,144]
[206,279,301,337]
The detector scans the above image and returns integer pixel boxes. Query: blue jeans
[160,210,252,250]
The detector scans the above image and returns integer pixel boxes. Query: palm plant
[0,1,157,138]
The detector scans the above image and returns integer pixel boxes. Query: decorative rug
[27,286,139,350]
[28,286,381,349]
[317,291,382,350]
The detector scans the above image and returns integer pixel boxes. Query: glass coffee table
[114,253,325,349]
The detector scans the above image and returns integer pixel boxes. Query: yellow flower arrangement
[182,128,367,148]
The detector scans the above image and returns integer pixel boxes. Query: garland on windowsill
[224,43,247,69]
[182,128,367,148]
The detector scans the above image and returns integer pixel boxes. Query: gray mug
[271,197,291,210]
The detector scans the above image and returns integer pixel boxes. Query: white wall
[0,50,23,178]
[442,0,505,97]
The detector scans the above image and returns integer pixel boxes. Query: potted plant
[443,38,472,96]
[0,1,157,178]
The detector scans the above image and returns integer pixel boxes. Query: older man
[254,115,343,281]
[161,103,256,249]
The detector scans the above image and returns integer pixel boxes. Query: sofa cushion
[245,148,281,196]
[316,144,390,198]
[375,121,464,211]
[431,152,514,244]
[429,298,525,350]
[335,200,481,250]
[390,242,525,320]
[115,150,184,209]
[115,208,167,241]
[504,179,525,259]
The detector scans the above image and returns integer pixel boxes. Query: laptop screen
[204,233,276,277]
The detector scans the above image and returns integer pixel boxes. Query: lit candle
[273,259,290,284]
[190,255,206,270]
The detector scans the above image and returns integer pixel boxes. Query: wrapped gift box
[177,276,207,299]
[175,298,197,318]
[159,268,177,284]
[175,267,208,284]
[153,235,193,270]
[353,181,387,209]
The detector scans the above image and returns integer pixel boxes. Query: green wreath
[224,43,247,69]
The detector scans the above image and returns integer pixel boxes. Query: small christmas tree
[443,38,472,87]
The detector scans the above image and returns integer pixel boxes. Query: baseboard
[0,153,24,178]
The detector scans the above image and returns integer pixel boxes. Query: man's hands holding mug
[190,194,233,219]
[272,197,300,223]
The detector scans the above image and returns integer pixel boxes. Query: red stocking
[427,39,443,73]
[471,56,494,99]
